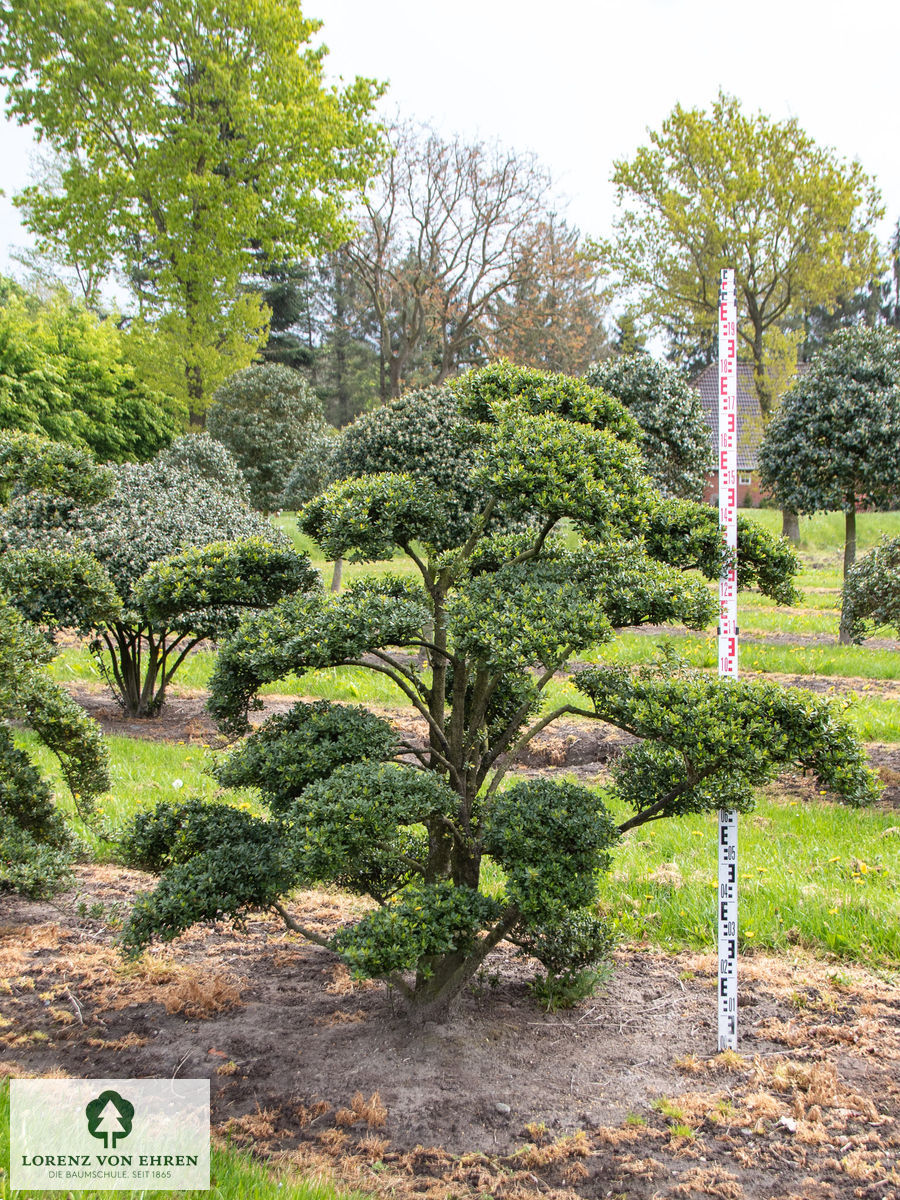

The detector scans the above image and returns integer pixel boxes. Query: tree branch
[346,658,452,754]
[272,902,335,950]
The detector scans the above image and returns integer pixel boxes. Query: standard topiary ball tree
[759,326,900,641]
[842,536,900,643]
[120,363,880,1022]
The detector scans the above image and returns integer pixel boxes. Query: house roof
[691,361,764,471]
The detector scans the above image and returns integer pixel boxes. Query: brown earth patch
[3,868,900,1199]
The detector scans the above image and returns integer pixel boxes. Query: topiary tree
[154,432,251,503]
[0,429,115,507]
[584,355,713,500]
[842,536,900,643]
[759,327,900,641]
[118,363,879,1022]
[0,435,319,715]
[207,364,330,513]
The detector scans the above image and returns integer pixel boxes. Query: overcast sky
[3,0,899,281]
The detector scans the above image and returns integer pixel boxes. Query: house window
[739,473,752,486]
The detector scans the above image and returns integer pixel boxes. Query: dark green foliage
[517,911,616,998]
[450,360,639,439]
[0,546,120,635]
[483,779,618,924]
[641,499,801,606]
[213,701,398,815]
[134,539,320,636]
[332,884,503,981]
[576,657,881,825]
[119,798,296,955]
[121,834,294,957]
[0,729,68,847]
[0,824,76,898]
[120,797,277,873]
[584,355,714,500]
[156,433,250,502]
[207,577,429,735]
[120,363,876,1022]
[842,537,900,642]
[759,327,900,517]
[300,473,444,561]
[330,385,489,550]
[280,425,340,509]
[0,597,109,898]
[287,762,456,896]
[207,364,329,512]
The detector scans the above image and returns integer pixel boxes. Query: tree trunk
[330,557,343,592]
[782,509,800,544]
[839,505,857,644]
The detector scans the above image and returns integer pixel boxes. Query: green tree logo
[85,1090,135,1149]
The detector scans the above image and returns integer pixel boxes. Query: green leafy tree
[0,287,183,459]
[207,364,330,513]
[842,537,900,642]
[0,435,318,714]
[584,356,713,500]
[0,0,384,420]
[605,91,883,413]
[117,363,877,1021]
[759,327,900,641]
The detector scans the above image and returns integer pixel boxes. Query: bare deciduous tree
[348,121,552,398]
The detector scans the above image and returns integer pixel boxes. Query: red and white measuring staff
[717,268,739,1051]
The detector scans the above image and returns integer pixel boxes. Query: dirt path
[2,868,899,1199]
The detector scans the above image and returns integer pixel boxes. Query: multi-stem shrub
[0,435,318,715]
[119,363,880,1021]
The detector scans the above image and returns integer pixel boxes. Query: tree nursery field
[2,502,899,1200]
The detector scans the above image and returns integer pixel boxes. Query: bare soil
[2,869,900,1200]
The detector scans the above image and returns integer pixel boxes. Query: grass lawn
[739,508,900,556]
[478,787,900,966]
[19,721,900,970]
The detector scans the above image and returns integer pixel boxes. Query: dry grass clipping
[159,971,242,1018]
[514,1130,590,1169]
[294,1100,330,1129]
[665,1165,743,1198]
[325,964,378,995]
[313,1008,367,1026]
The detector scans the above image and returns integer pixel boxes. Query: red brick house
[692,362,765,506]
